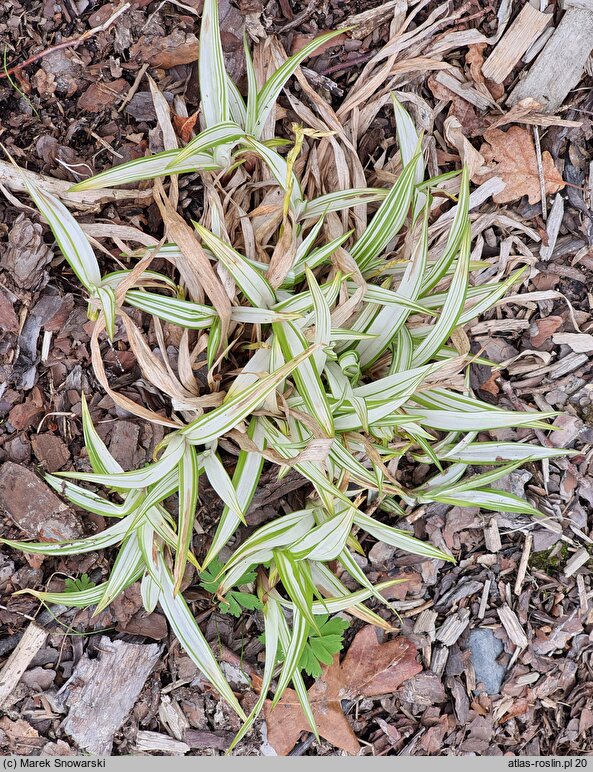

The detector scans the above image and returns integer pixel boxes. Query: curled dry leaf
[444,117,487,179]
[264,626,422,755]
[474,126,564,204]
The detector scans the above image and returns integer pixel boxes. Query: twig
[514,533,533,595]
[0,2,130,80]
[532,126,547,220]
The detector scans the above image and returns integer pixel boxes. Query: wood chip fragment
[58,638,160,755]
[0,624,47,709]
[413,609,438,636]
[514,533,533,596]
[552,333,593,353]
[576,574,589,616]
[434,71,495,110]
[497,604,528,648]
[478,579,491,620]
[482,4,550,84]
[135,731,190,755]
[430,645,449,677]
[564,547,590,578]
[510,6,593,112]
[435,608,470,646]
[539,193,565,261]
[484,518,502,553]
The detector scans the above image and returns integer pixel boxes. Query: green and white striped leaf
[80,393,123,475]
[25,180,101,291]
[275,610,318,737]
[350,154,418,272]
[273,550,317,629]
[45,475,144,518]
[125,290,216,329]
[202,419,265,570]
[253,30,344,138]
[300,188,388,221]
[14,583,110,609]
[354,202,429,367]
[0,515,133,555]
[175,442,201,593]
[421,166,470,294]
[409,408,557,432]
[202,448,246,524]
[411,223,471,366]
[437,442,577,464]
[273,321,334,436]
[94,284,117,341]
[243,32,258,134]
[59,433,186,489]
[272,606,311,708]
[229,595,281,750]
[199,0,230,128]
[182,344,320,444]
[70,150,219,191]
[355,512,455,562]
[289,507,354,562]
[193,222,275,307]
[305,265,331,372]
[431,488,543,517]
[94,533,144,614]
[158,553,246,719]
[141,572,161,613]
[168,123,245,170]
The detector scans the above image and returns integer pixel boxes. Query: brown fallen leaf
[77,79,128,112]
[474,126,564,204]
[173,112,199,144]
[264,626,422,755]
[465,43,504,100]
[130,31,199,70]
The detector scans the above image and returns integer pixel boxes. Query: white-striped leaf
[25,180,101,291]
[199,0,230,128]
[193,222,275,307]
[254,30,345,138]
[158,553,245,718]
[175,443,201,593]
[182,344,320,444]
[70,150,219,191]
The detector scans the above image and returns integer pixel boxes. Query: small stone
[368,541,396,565]
[549,413,583,448]
[6,435,31,464]
[468,628,506,694]
[21,667,56,691]
[529,316,563,348]
[491,469,532,497]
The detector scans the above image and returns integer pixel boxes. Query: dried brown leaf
[474,126,564,204]
[264,626,421,755]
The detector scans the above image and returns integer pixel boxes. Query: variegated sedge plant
[2,0,572,747]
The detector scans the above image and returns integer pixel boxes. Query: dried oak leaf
[264,626,421,755]
[474,126,564,204]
